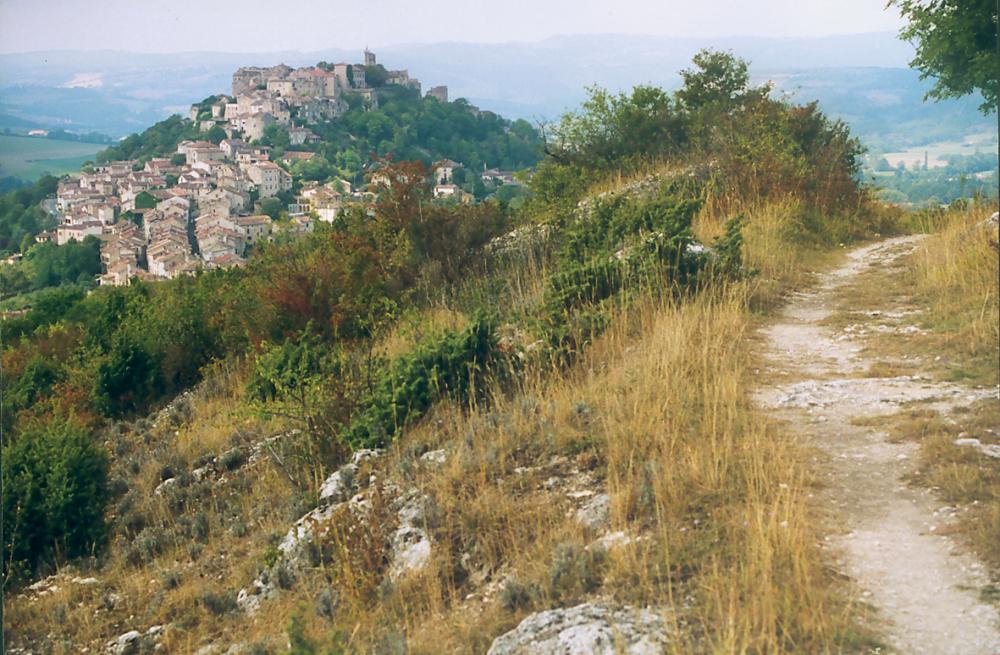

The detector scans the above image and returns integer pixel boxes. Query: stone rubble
[419,448,448,467]
[238,450,381,614]
[586,530,635,552]
[769,378,998,415]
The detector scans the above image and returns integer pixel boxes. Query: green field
[0,134,101,181]
[881,131,997,170]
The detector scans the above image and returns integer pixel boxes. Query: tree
[547,85,686,171]
[262,124,291,150]
[293,155,333,182]
[95,115,201,164]
[891,0,999,113]
[259,197,284,220]
[247,334,360,468]
[134,191,157,209]
[3,356,62,416]
[26,237,102,290]
[0,175,58,253]
[2,419,110,581]
[93,330,161,416]
[677,49,753,111]
[364,64,390,87]
[205,124,228,144]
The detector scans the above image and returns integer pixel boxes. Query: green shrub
[547,541,606,602]
[248,331,363,436]
[93,331,162,417]
[710,214,751,278]
[538,186,705,357]
[500,577,536,612]
[560,187,702,265]
[201,589,238,616]
[2,419,110,581]
[287,611,348,655]
[343,316,497,448]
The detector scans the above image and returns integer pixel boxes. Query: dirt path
[755,236,1000,655]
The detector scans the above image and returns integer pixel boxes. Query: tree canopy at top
[891,0,999,113]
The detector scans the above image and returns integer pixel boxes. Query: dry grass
[696,198,847,311]
[318,284,867,654]
[891,202,999,581]
[580,159,676,200]
[4,359,312,653]
[912,401,1000,572]
[910,202,999,385]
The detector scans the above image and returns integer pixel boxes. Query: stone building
[426,86,448,103]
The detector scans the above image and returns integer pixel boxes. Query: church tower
[364,48,376,67]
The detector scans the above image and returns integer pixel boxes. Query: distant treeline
[867,152,1000,206]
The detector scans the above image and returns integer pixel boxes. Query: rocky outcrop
[238,449,381,614]
[574,493,610,532]
[238,447,434,611]
[106,625,163,655]
[318,448,379,504]
[487,223,555,257]
[388,490,432,580]
[487,603,669,655]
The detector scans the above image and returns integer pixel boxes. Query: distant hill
[0,33,994,152]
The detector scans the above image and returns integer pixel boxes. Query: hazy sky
[0,0,905,53]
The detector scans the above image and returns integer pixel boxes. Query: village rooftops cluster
[43,50,525,286]
[52,135,381,284]
[52,139,290,284]
[191,50,430,142]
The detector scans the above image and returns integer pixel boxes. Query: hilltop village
[44,50,521,285]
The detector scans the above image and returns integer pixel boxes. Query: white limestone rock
[487,603,669,655]
[388,491,432,580]
[153,477,177,496]
[575,493,610,532]
[587,531,634,552]
[107,630,141,655]
[419,448,448,467]
[954,437,1000,459]
[106,626,162,655]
